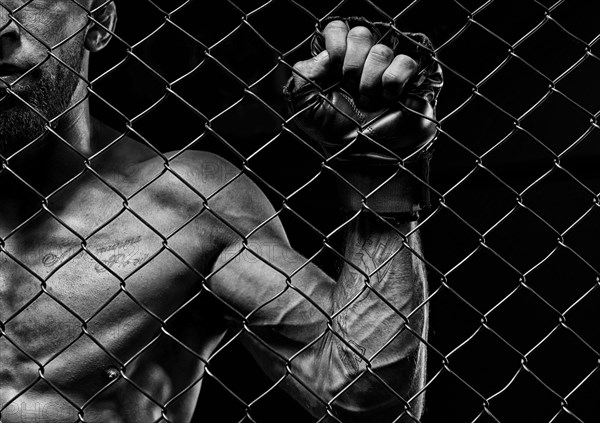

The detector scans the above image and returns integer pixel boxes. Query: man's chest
[0,209,215,367]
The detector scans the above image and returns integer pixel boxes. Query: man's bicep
[208,229,336,342]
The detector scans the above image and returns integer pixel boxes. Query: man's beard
[0,42,85,157]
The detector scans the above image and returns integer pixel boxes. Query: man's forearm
[328,212,429,418]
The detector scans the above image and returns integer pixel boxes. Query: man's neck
[1,101,94,207]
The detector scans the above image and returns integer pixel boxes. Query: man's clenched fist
[296,20,420,104]
[284,17,443,213]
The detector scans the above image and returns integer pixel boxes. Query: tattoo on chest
[41,236,150,273]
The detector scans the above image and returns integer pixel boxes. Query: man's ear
[85,1,117,53]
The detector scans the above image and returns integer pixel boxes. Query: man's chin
[0,107,48,157]
[1,94,21,113]
[0,53,84,157]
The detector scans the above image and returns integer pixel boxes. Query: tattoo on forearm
[333,233,404,374]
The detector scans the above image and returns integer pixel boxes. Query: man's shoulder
[132,149,286,243]
[91,120,242,200]
[161,150,242,195]
[138,149,240,200]
[135,149,276,221]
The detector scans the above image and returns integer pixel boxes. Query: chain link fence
[1,0,599,422]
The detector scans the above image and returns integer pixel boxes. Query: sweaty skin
[1,2,429,422]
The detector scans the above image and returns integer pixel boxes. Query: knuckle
[382,70,405,96]
[347,26,373,42]
[343,62,363,77]
[382,67,402,84]
[360,79,378,94]
[344,61,362,71]
[329,45,346,58]
[292,61,314,81]
[396,54,419,70]
[369,44,393,62]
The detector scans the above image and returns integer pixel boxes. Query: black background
[90,1,600,422]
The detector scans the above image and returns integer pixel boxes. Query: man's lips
[0,63,25,73]
[0,64,27,83]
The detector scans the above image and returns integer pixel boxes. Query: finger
[292,50,331,89]
[322,20,348,70]
[359,44,394,99]
[343,26,374,86]
[382,54,419,100]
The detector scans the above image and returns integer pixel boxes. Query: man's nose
[0,6,21,61]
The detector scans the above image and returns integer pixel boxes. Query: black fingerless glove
[284,16,443,215]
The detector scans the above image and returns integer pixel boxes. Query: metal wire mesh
[1,0,598,422]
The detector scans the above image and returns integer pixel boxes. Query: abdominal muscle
[0,308,227,423]
[1,391,140,422]
[1,349,207,423]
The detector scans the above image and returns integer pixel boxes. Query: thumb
[291,50,331,90]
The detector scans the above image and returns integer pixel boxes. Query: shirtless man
[0,1,442,422]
